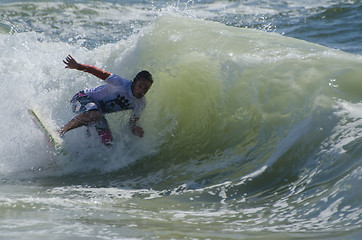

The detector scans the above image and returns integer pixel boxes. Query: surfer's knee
[79,110,102,123]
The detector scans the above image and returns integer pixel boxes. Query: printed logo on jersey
[99,95,132,112]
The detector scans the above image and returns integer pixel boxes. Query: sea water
[0,0,361,239]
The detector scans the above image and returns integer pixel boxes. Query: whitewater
[0,0,361,239]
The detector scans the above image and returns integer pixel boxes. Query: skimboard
[28,109,66,155]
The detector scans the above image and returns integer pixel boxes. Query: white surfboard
[28,109,66,155]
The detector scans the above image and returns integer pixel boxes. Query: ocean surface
[0,0,361,239]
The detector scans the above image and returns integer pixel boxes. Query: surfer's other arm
[63,55,111,80]
[129,117,144,138]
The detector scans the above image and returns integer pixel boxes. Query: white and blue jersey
[82,74,145,118]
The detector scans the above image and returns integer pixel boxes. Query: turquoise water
[0,1,361,239]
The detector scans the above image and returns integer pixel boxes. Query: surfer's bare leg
[59,110,102,136]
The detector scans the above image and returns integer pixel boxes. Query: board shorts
[70,91,113,146]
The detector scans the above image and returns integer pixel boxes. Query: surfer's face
[132,78,152,99]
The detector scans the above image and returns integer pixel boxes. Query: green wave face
[114,16,362,189]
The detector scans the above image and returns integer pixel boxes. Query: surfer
[58,55,153,146]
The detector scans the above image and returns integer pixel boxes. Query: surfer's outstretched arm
[63,55,111,80]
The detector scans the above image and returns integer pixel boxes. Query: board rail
[28,109,66,155]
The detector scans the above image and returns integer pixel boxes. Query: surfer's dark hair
[133,70,153,84]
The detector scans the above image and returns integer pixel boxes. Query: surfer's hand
[63,55,79,69]
[131,125,144,138]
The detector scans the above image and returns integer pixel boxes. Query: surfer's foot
[57,129,65,138]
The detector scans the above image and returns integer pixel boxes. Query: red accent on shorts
[77,92,87,97]
[98,130,113,145]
